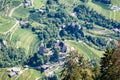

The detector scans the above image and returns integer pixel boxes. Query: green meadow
[0,16,15,33]
[65,40,103,60]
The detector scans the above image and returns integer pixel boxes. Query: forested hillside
[0,0,120,80]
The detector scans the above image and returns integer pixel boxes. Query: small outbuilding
[8,72,16,78]
[41,65,49,72]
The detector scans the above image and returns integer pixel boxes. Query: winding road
[9,3,22,17]
[2,3,22,35]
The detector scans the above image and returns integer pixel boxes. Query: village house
[19,20,29,26]
[8,72,16,78]
[2,40,7,45]
[41,64,49,72]
[38,9,45,14]
[34,6,46,14]
[111,5,120,12]
[23,0,33,7]
[40,5,46,10]
[38,43,48,54]
[71,12,77,17]
[60,44,67,53]
[8,67,22,78]
[113,28,120,33]
[59,42,67,53]
[24,65,29,68]
[53,41,67,53]
[45,51,54,56]
[62,24,66,29]
[75,24,82,30]
[53,41,60,49]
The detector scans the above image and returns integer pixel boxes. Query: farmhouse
[62,24,66,28]
[23,0,33,7]
[2,40,7,45]
[111,5,120,12]
[19,20,29,26]
[8,72,16,78]
[8,67,22,78]
[113,28,120,33]
[60,44,67,53]
[59,42,67,53]
[53,41,67,53]
[39,9,45,14]
[75,24,82,30]
[24,65,29,68]
[9,67,21,72]
[41,64,49,72]
[45,51,54,56]
[38,43,48,54]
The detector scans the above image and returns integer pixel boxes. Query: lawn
[84,24,115,35]
[12,6,29,18]
[111,0,120,6]
[11,27,40,55]
[0,68,10,80]
[0,16,15,33]
[33,0,46,9]
[65,40,103,60]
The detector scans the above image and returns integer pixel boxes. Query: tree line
[28,0,114,49]
[61,41,120,80]
[74,5,120,29]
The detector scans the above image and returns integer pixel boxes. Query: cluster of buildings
[8,67,22,78]
[53,40,67,53]
[38,40,67,56]
[38,41,68,73]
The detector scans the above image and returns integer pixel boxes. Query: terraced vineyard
[65,40,103,60]
[0,16,15,33]
[11,28,40,55]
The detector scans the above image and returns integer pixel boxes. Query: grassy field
[0,68,41,80]
[59,0,120,22]
[11,27,40,55]
[33,0,46,9]
[65,40,103,60]
[111,0,120,6]
[16,69,41,80]
[0,16,15,33]
[84,24,115,36]
[87,0,120,22]
[12,6,29,18]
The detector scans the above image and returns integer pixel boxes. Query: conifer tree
[61,51,93,80]
[100,41,120,80]
[100,46,115,80]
